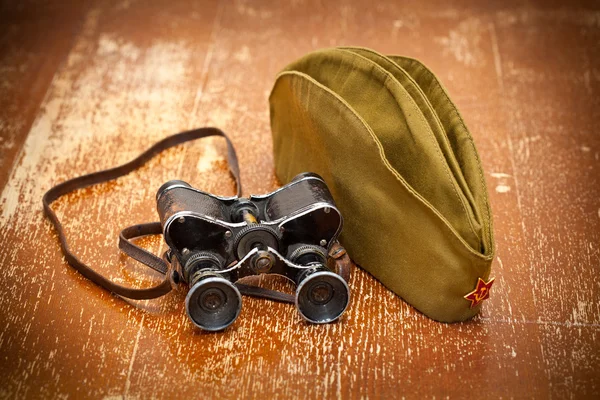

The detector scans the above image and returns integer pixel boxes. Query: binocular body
[156,173,350,331]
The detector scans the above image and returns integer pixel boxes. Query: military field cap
[269,47,495,322]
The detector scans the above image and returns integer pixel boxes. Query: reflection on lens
[296,271,349,324]
[308,282,334,305]
[185,277,242,331]
[199,287,226,312]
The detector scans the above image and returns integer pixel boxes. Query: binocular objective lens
[296,271,350,324]
[185,277,242,331]
[156,180,191,201]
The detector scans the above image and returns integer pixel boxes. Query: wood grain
[1,0,599,398]
[0,0,89,192]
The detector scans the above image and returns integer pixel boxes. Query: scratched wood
[1,0,599,398]
[0,1,90,192]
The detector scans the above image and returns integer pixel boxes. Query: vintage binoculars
[156,173,350,331]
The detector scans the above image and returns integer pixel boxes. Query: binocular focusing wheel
[185,277,242,331]
[234,225,281,260]
[295,271,350,324]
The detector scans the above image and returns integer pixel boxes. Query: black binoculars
[156,173,350,331]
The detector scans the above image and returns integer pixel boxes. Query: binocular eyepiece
[183,247,350,331]
[186,275,242,331]
[157,173,350,331]
[296,270,349,324]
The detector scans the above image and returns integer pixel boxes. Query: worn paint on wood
[1,0,599,398]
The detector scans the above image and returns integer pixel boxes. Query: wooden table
[1,1,599,398]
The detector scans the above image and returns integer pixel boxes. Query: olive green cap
[269,47,495,322]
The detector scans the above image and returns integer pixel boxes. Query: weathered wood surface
[1,0,599,398]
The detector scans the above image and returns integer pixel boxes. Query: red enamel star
[464,277,495,308]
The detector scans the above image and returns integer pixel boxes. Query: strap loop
[43,127,241,300]
[119,222,168,275]
[43,127,351,304]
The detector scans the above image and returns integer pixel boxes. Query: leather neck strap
[43,127,350,303]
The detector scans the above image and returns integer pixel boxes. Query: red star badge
[464,277,495,308]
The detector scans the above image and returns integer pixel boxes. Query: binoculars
[156,172,350,331]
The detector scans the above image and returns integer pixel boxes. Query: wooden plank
[0,0,223,397]
[0,0,598,398]
[0,1,89,192]
[493,6,600,324]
